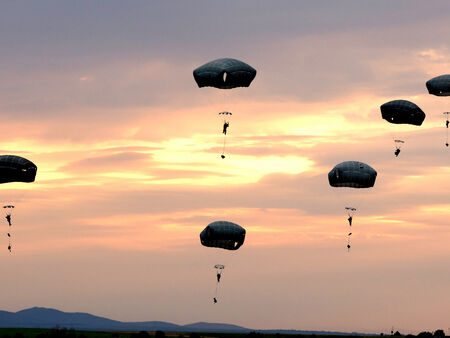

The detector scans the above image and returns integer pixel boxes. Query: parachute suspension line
[346,222,352,252]
[394,139,404,158]
[347,232,352,252]
[7,215,12,253]
[215,274,221,300]
[7,227,11,253]
[219,112,231,159]
[222,135,227,158]
[389,133,400,157]
[3,205,13,253]
[444,112,449,147]
[214,264,224,303]
[345,207,355,252]
[222,116,228,158]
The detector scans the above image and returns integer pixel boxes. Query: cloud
[59,152,151,174]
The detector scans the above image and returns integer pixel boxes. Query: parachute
[345,207,356,215]
[200,221,246,250]
[426,74,450,96]
[193,58,256,158]
[426,75,450,146]
[328,161,377,189]
[193,58,257,89]
[200,221,246,303]
[3,205,14,213]
[380,100,426,156]
[329,161,377,251]
[0,155,37,252]
[0,155,37,183]
[380,100,426,126]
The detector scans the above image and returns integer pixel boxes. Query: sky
[0,0,449,334]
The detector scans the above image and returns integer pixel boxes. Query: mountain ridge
[0,307,366,335]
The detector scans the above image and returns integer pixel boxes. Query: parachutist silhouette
[348,232,352,236]
[394,148,401,157]
[7,233,10,237]
[329,162,376,254]
[5,214,11,226]
[213,298,217,304]
[446,120,449,128]
[8,245,11,252]
[200,221,245,304]
[446,142,449,147]
[221,155,225,159]
[347,244,351,251]
[223,122,229,135]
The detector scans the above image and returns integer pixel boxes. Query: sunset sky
[0,1,449,334]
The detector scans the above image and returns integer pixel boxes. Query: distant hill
[0,307,249,332]
[0,307,366,335]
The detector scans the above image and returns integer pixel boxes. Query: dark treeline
[381,330,446,338]
[0,328,447,338]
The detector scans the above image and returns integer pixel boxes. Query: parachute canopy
[0,155,37,184]
[193,58,257,89]
[200,221,246,250]
[219,111,232,115]
[380,100,426,126]
[328,161,377,188]
[426,74,450,96]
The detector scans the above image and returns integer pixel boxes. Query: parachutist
[446,120,449,128]
[7,233,10,237]
[221,155,225,159]
[394,148,401,157]
[223,122,229,135]
[446,142,449,147]
[347,244,351,251]
[5,214,11,226]
[213,298,217,304]
[8,245,11,252]
[347,216,352,226]
[200,222,245,304]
